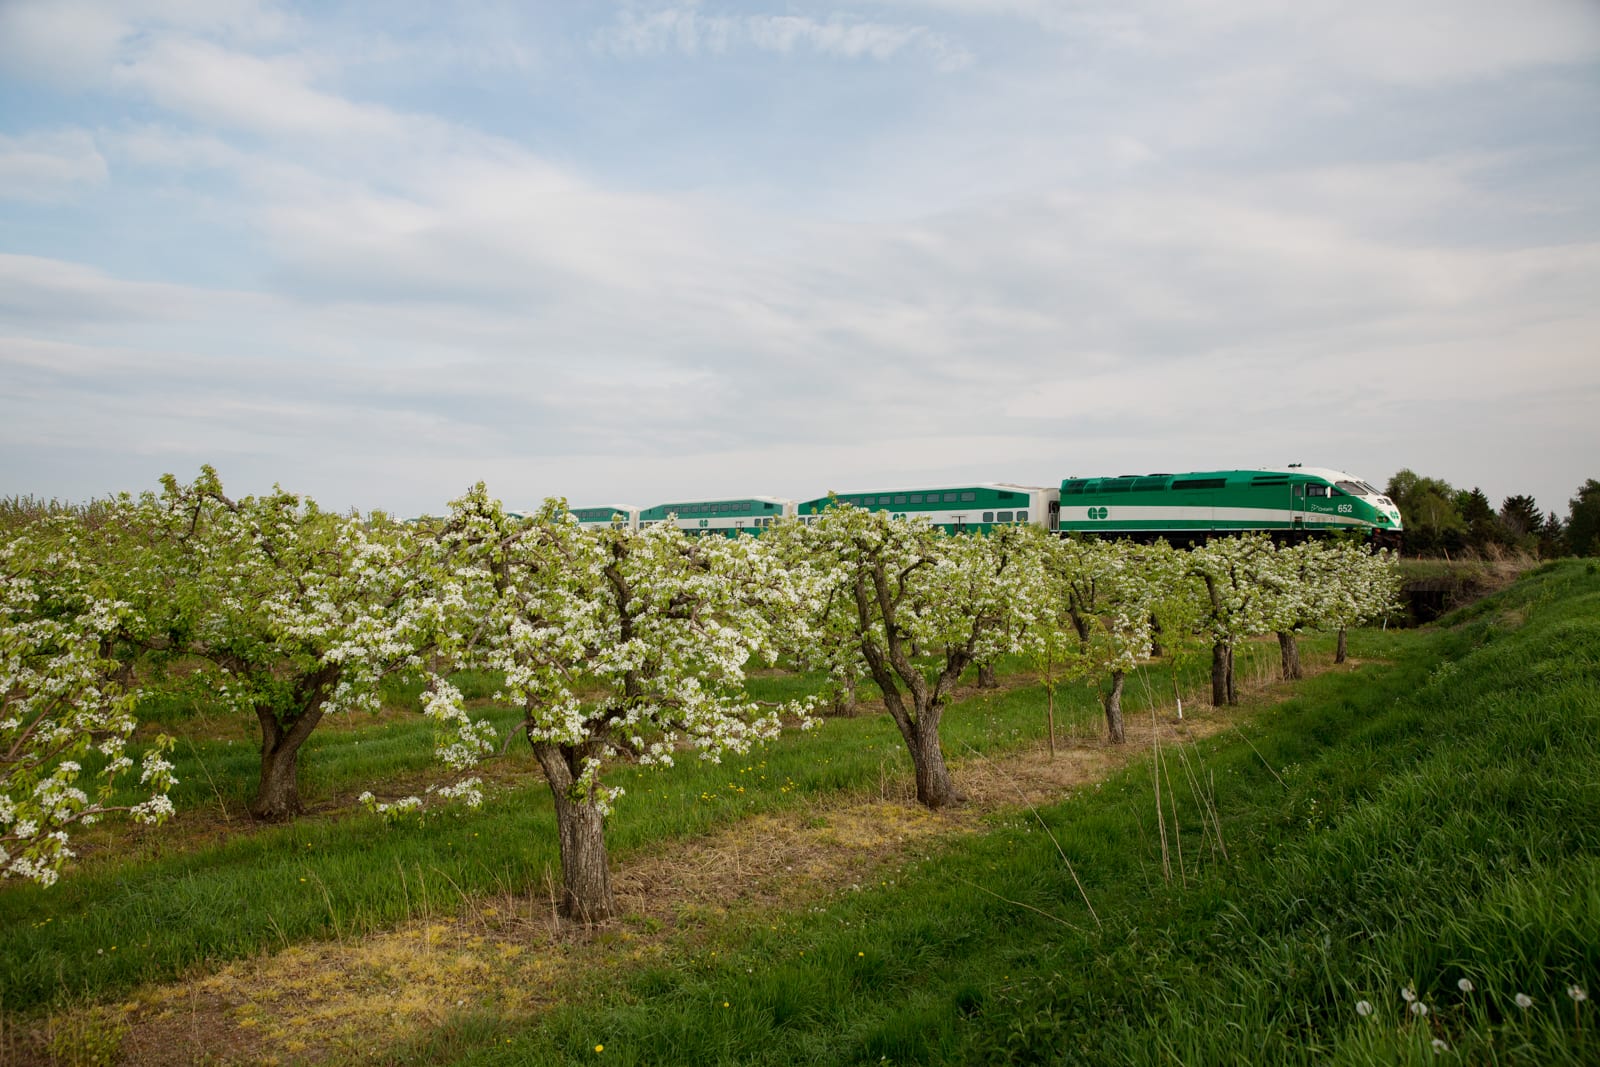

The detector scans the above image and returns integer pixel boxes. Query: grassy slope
[433,561,1600,1066]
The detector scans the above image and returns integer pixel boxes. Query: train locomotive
[568,465,1403,546]
[1057,466,1403,547]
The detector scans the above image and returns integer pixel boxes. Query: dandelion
[594,1044,603,1053]
[722,1001,729,1008]
[1401,987,1417,1003]
[1457,978,1474,994]
[1410,1001,1430,1017]
[1356,1000,1374,1017]
[1432,1038,1449,1053]
[1515,993,1533,1009]
[1571,986,1589,1003]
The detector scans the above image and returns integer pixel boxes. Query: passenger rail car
[1056,466,1402,545]
[798,484,1061,535]
[636,497,796,537]
[570,505,641,530]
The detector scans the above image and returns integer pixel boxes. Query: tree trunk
[1210,641,1237,707]
[1277,631,1303,681]
[1103,669,1126,744]
[909,716,964,808]
[249,671,338,821]
[830,674,859,717]
[250,727,305,821]
[977,662,998,688]
[1149,613,1164,657]
[533,741,615,923]
[1335,628,1348,664]
[1210,641,1229,707]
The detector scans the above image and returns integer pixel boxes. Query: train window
[999,490,1014,500]
[1307,484,1330,497]
[983,511,995,522]
[997,511,1014,522]
[895,495,907,504]
[1173,478,1227,491]
[910,494,923,503]
[960,492,976,502]
[1017,510,1028,522]
[944,492,958,502]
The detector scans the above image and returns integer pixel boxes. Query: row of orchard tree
[3,469,1398,922]
[1386,470,1600,558]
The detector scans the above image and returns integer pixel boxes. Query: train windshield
[1335,480,1371,496]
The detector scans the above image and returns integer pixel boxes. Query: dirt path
[27,663,1340,1066]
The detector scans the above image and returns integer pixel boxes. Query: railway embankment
[1398,554,1539,623]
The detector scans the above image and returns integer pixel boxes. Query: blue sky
[2,0,1597,518]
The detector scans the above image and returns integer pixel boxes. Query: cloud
[1,1,1596,517]
[596,7,973,70]
[0,129,108,201]
[0,254,216,327]
[112,37,406,141]
[0,0,293,89]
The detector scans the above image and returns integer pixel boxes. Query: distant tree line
[1384,471,1600,558]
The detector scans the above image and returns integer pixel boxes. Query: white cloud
[597,7,973,70]
[0,0,293,88]
[0,129,107,201]
[1,1,1597,517]
[112,37,405,141]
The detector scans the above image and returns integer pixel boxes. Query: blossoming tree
[1320,541,1403,663]
[1,535,175,886]
[1039,537,1173,743]
[1187,535,1276,706]
[779,506,1044,808]
[100,468,443,820]
[1256,540,1331,681]
[425,488,816,922]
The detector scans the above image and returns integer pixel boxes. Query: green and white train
[565,465,1402,545]
[637,497,795,536]
[797,483,1059,535]
[570,505,641,530]
[1056,466,1402,545]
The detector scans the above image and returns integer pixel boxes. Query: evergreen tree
[1499,495,1543,539]
[1540,512,1567,558]
[1566,479,1600,557]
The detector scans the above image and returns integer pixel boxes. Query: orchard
[2,471,1398,916]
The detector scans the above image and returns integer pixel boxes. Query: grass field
[6,562,1598,1065]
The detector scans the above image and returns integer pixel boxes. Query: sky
[2,1,1598,519]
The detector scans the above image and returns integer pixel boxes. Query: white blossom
[1,535,176,886]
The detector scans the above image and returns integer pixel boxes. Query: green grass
[420,562,1600,1066]
[3,637,1261,1015]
